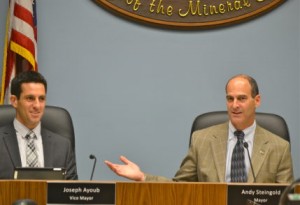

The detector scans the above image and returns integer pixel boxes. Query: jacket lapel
[41,128,52,167]
[210,123,229,182]
[248,126,270,183]
[2,124,22,167]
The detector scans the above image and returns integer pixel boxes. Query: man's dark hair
[225,74,259,98]
[10,71,47,99]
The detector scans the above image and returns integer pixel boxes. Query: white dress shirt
[14,119,45,167]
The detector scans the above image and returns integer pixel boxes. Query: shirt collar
[228,120,256,141]
[13,118,41,139]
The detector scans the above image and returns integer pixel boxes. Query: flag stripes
[1,0,38,104]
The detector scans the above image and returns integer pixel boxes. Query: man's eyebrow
[226,94,247,98]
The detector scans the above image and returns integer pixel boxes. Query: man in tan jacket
[105,74,294,183]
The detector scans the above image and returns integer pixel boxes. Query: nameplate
[47,182,115,204]
[227,184,287,205]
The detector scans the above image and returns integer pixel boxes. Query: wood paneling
[0,180,47,205]
[116,182,227,205]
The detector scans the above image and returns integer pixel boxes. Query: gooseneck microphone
[89,154,97,180]
[243,142,256,183]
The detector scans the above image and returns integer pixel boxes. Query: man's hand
[105,155,145,181]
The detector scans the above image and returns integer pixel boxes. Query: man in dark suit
[0,71,78,179]
[104,74,294,183]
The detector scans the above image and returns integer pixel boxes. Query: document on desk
[47,181,115,205]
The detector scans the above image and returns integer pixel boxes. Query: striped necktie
[26,131,39,167]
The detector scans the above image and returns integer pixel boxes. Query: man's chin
[29,117,42,125]
[230,118,243,125]
[230,114,242,121]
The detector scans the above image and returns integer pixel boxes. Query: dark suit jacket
[145,122,294,183]
[0,123,78,179]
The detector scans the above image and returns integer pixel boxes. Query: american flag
[1,0,38,104]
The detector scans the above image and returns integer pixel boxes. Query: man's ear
[10,95,18,108]
[255,94,261,108]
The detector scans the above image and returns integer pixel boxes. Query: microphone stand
[243,142,256,183]
[89,154,97,180]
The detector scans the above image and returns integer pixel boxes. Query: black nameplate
[227,184,287,205]
[47,182,115,204]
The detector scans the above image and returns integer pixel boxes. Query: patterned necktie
[230,130,247,182]
[26,131,39,167]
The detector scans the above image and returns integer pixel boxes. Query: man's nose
[232,99,239,108]
[32,98,41,106]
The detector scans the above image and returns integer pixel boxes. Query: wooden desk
[0,180,47,205]
[116,182,227,205]
[0,180,295,205]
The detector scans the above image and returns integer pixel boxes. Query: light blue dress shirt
[225,121,256,182]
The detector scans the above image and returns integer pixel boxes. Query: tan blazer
[145,122,294,183]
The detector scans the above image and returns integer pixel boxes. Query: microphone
[243,142,256,183]
[89,154,97,180]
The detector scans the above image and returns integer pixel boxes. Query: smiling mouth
[31,112,41,117]
[231,112,242,116]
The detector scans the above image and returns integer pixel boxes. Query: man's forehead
[20,83,45,91]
